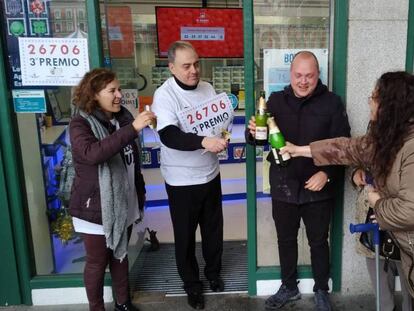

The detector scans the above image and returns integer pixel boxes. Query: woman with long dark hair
[283,71,414,297]
[70,68,155,311]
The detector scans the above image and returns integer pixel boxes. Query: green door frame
[0,146,21,305]
[0,28,32,305]
[243,0,349,295]
[0,0,106,303]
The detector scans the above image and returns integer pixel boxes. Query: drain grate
[130,240,248,295]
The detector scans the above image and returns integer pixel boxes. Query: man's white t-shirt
[152,77,220,186]
[72,119,140,234]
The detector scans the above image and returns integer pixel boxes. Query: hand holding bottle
[132,110,156,132]
[202,136,228,153]
[247,116,257,137]
[267,117,290,166]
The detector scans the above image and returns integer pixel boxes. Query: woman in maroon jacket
[69,68,155,311]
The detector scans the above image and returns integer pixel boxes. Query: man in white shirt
[152,41,227,310]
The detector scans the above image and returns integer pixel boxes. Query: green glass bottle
[255,91,268,145]
[267,117,290,166]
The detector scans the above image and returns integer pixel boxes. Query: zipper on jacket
[86,197,91,208]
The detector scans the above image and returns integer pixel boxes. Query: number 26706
[187,101,226,125]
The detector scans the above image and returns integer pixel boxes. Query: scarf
[80,110,129,261]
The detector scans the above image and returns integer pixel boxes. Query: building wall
[341,0,409,294]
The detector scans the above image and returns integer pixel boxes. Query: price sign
[177,92,234,136]
[19,37,89,86]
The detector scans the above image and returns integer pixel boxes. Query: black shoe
[114,300,139,311]
[187,292,204,310]
[314,290,332,311]
[209,278,224,292]
[265,284,301,310]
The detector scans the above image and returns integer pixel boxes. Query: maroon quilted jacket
[68,106,145,224]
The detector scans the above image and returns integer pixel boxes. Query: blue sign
[227,93,238,109]
[12,89,46,113]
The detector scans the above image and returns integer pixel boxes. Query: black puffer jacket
[247,80,351,204]
[69,106,145,224]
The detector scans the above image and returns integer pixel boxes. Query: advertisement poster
[156,7,243,58]
[12,89,46,113]
[19,37,89,86]
[2,0,52,88]
[177,92,234,137]
[263,49,328,99]
[107,6,134,58]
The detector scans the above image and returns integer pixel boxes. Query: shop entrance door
[100,0,248,296]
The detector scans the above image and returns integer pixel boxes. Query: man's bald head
[290,51,320,98]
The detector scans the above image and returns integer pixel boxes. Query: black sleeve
[158,125,204,151]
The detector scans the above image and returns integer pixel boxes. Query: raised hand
[132,110,156,131]
[247,116,256,137]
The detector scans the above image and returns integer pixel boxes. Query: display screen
[156,7,243,58]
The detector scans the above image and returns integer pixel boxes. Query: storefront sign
[177,92,233,137]
[18,37,89,86]
[12,89,46,113]
[263,49,328,99]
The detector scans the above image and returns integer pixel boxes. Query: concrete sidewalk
[0,292,390,311]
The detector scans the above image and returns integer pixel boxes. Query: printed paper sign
[12,89,46,113]
[121,89,139,116]
[19,37,89,86]
[263,49,328,100]
[177,92,234,137]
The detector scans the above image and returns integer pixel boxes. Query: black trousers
[272,199,334,292]
[166,174,223,294]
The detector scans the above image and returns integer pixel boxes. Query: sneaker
[314,290,332,311]
[114,301,139,311]
[265,284,301,310]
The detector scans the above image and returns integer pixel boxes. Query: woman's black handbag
[359,207,400,262]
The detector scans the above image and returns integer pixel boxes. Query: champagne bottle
[145,105,157,129]
[267,117,290,166]
[255,91,268,145]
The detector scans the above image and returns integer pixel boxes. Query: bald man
[247,51,350,311]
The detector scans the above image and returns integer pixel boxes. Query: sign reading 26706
[18,37,90,86]
[177,92,234,137]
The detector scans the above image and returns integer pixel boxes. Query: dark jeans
[166,174,223,294]
[272,199,333,292]
[82,226,132,311]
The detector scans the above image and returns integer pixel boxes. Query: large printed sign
[19,37,89,86]
[263,49,328,99]
[177,93,233,137]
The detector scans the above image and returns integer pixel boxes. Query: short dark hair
[167,41,196,63]
[72,68,116,114]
